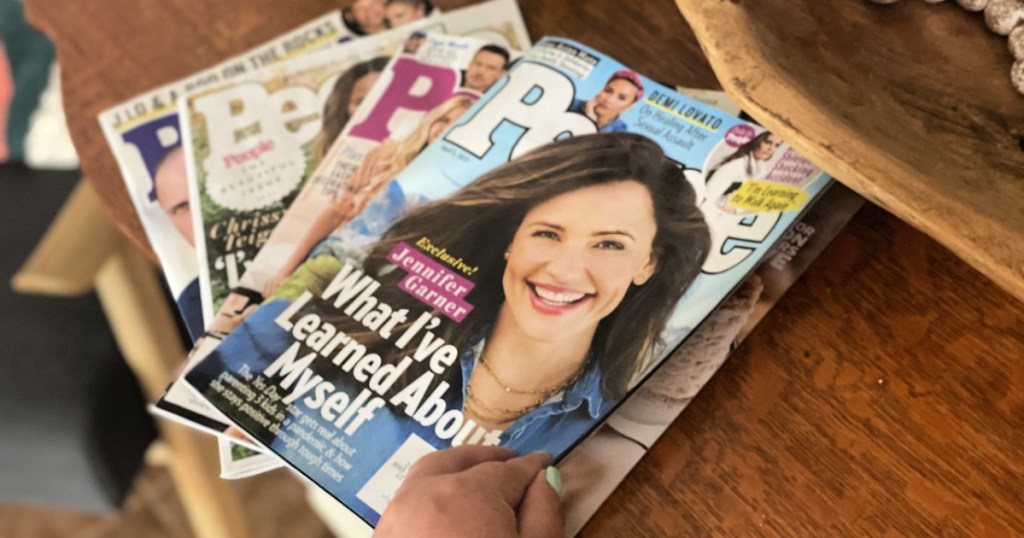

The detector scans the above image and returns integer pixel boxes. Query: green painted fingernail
[545,466,562,498]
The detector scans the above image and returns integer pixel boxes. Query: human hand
[374,446,564,538]
[332,191,359,220]
[366,148,393,180]
[348,145,391,193]
[348,179,390,217]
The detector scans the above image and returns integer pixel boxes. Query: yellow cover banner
[728,179,808,212]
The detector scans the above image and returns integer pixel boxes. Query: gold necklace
[463,352,591,423]
[478,352,586,395]
[464,382,544,424]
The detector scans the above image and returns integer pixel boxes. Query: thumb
[517,468,564,538]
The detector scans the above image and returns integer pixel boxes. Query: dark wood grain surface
[23,0,1024,535]
[677,0,1024,304]
[582,203,1024,536]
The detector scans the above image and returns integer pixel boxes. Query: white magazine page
[160,2,530,480]
[160,0,531,440]
[97,12,351,341]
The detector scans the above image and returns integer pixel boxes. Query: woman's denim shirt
[194,298,614,525]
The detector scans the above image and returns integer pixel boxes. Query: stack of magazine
[98,0,863,534]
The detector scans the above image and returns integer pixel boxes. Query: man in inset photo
[402,31,427,54]
[154,145,195,247]
[343,0,387,35]
[153,144,204,338]
[461,44,510,94]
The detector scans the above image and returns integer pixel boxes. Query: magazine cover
[179,38,395,326]
[158,0,528,421]
[219,34,519,333]
[182,83,737,481]
[193,78,745,481]
[183,1,530,326]
[158,26,525,476]
[305,181,866,538]
[185,37,832,526]
[166,29,520,474]
[97,12,352,340]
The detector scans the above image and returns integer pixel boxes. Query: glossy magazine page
[226,33,520,335]
[183,3,530,325]
[181,33,410,326]
[97,12,352,341]
[169,36,412,443]
[157,0,530,435]
[302,182,865,537]
[159,30,521,466]
[185,36,832,526]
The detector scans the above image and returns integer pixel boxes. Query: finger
[262,278,280,298]
[371,161,392,178]
[461,451,553,507]
[405,445,518,481]
[352,155,377,188]
[517,469,564,538]
[345,169,364,191]
[349,170,364,189]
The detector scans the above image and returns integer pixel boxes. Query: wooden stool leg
[14,180,251,538]
[95,239,252,538]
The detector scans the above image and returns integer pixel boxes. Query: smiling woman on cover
[340,132,711,446]
[216,133,709,448]
[194,132,712,513]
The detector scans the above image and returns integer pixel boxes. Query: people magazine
[156,26,525,471]
[97,12,354,341]
[94,0,526,345]
[128,0,528,476]
[180,1,529,325]
[181,36,833,526]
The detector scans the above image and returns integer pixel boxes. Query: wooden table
[586,202,1024,536]
[25,0,1024,535]
[677,0,1024,304]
